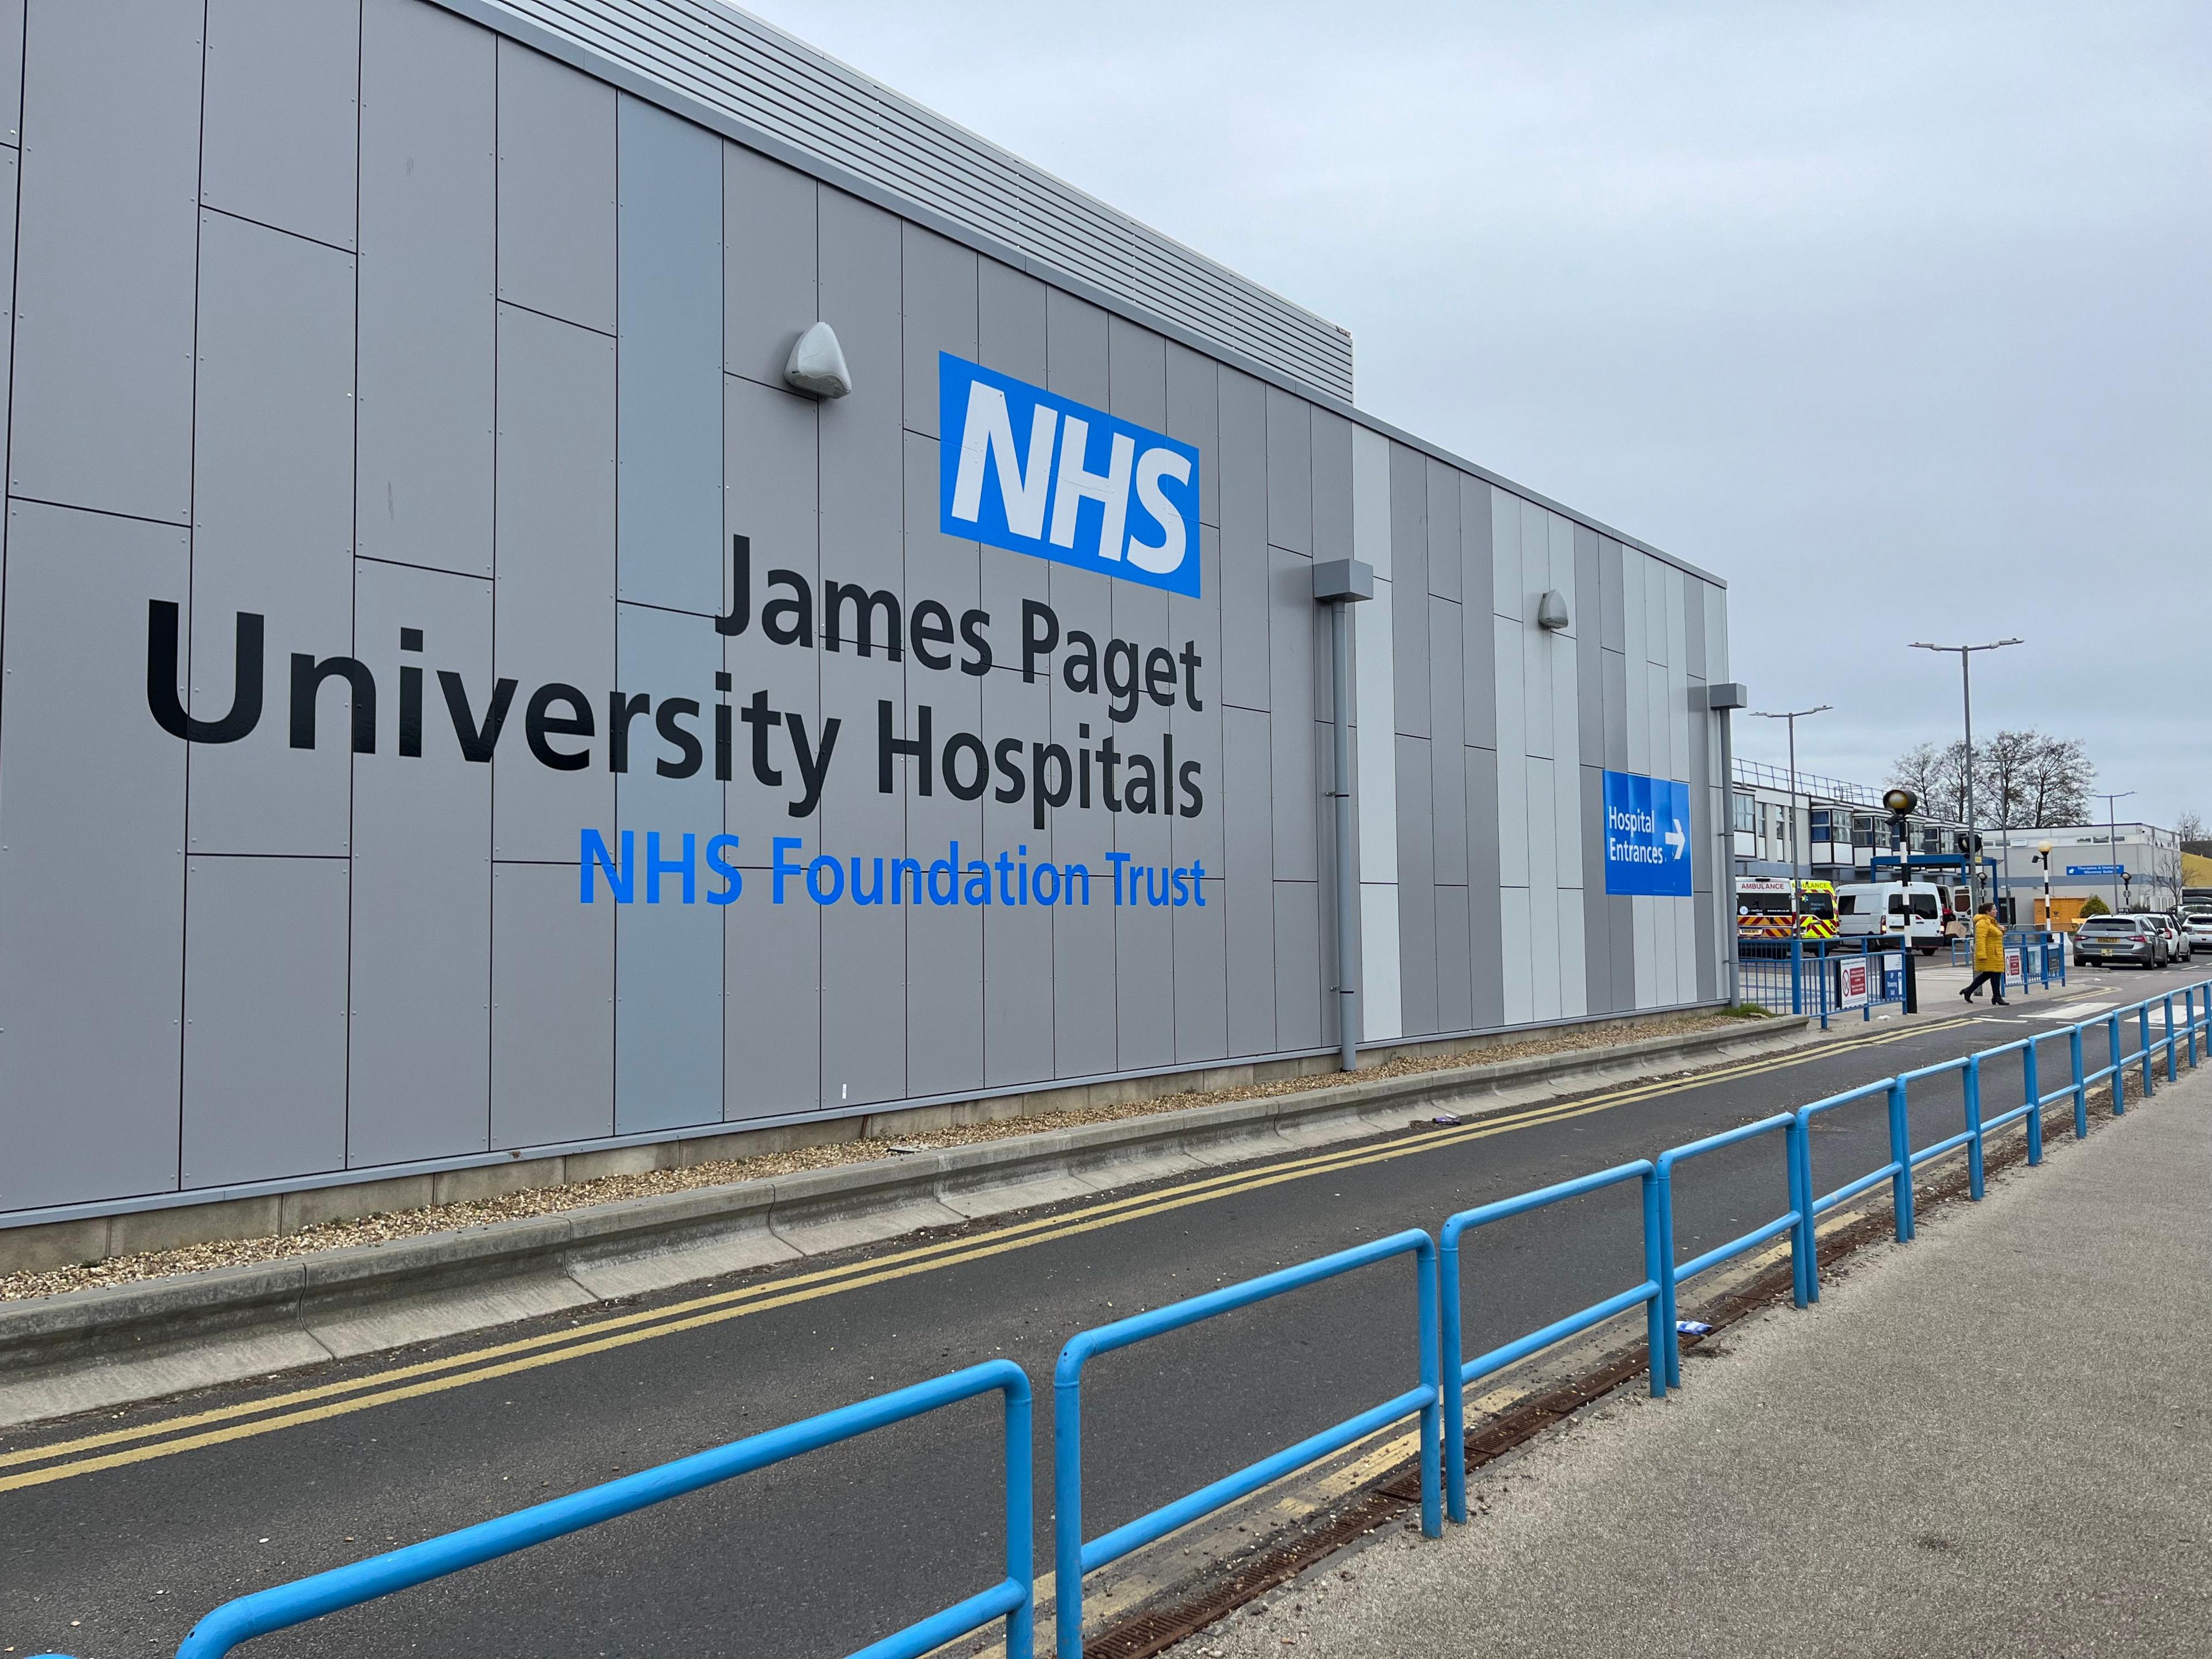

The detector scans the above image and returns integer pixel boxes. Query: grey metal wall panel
[1109,314,1168,429]
[1310,408,1353,561]
[1222,704,1275,1055]
[347,559,493,1166]
[11,0,201,524]
[1601,649,1630,771]
[1600,537,1626,654]
[981,664,1054,1087]
[724,139,817,386]
[1047,285,1110,402]
[492,858,615,1147]
[1044,558,1115,1080]
[902,224,976,439]
[1460,476,1497,749]
[1170,524,1226,868]
[1267,548,1318,880]
[0,503,188,1211]
[1524,755,1560,1022]
[1573,534,1604,776]
[904,624,983,1098]
[497,37,617,334]
[1580,765,1613,1014]
[186,210,358,858]
[1425,460,1461,602]
[724,872,820,1120]
[1434,882,1472,1033]
[618,93,724,615]
[0,0,20,146]
[1489,488,1522,622]
[1173,870,1229,1063]
[1264,387,1311,554]
[430,0,1354,400]
[1467,747,1504,1029]
[494,303,618,862]
[1389,448,1430,740]
[1395,734,1438,1037]
[1165,343,1220,530]
[722,373,820,772]
[1685,574,1709,679]
[974,260,1052,631]
[357,0,494,576]
[1429,605,1467,885]
[182,855,350,1187]
[202,0,361,252]
[615,600,724,1132]
[1217,369,1270,712]
[1273,882,1321,1050]
[1491,615,1528,886]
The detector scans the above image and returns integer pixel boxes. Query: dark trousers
[1964,970,2006,1002]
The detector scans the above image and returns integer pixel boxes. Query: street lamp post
[1908,638,2022,912]
[2093,790,2134,916]
[1750,704,1831,931]
[2036,838,2052,931]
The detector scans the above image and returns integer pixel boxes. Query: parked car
[2184,913,2212,954]
[2073,915,2166,968]
[2143,913,2191,963]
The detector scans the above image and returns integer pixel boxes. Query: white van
[1833,881,1948,953]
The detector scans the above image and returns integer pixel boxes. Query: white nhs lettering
[938,353,1201,597]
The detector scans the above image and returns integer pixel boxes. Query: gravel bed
[1,1011,1759,1304]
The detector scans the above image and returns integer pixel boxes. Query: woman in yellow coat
[1961,903,2008,1006]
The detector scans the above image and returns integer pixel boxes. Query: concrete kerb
[0,1016,1812,1429]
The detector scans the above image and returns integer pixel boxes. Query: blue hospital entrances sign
[938,352,1202,597]
[1602,769,1694,897]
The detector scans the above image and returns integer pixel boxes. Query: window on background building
[1732,791,1756,834]
[1853,814,1877,849]
[1809,809,1834,842]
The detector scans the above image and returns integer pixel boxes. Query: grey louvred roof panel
[446,0,1355,399]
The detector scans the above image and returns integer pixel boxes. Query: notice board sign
[1836,956,1869,1010]
[1601,770,1694,897]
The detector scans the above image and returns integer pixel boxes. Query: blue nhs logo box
[938,352,1202,597]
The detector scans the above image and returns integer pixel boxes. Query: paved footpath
[1177,1054,2212,1658]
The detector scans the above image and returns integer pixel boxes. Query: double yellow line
[1,1016,1966,1495]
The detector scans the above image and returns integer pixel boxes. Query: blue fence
[1743,933,2065,1026]
[1051,1230,1441,1656]
[149,1361,1035,1659]
[59,980,2212,1659]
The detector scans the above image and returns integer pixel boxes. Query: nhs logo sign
[938,352,1202,597]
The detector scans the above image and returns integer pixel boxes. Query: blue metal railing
[1051,1230,1441,1657]
[160,1361,1036,1659]
[1439,1164,1664,1522]
[1654,1114,1810,1388]
[47,977,2212,1659]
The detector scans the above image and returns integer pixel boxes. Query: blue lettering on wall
[938,352,1202,597]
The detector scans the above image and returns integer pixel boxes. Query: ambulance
[1735,878,1839,939]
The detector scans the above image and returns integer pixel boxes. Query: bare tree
[2018,735,2093,827]
[2175,810,2206,848]
[1978,730,2043,828]
[1892,741,1968,822]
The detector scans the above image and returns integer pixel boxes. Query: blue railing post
[2069,1023,2088,1138]
[1052,1370,1084,1658]
[2110,1013,2126,1113]
[2163,994,2178,1081]
[2138,1003,2155,1096]
[1440,1228,1467,1523]
[2056,934,2066,984]
[1654,1159,1679,1389]
[1888,1077,1915,1241]
[1641,1169,1666,1399]
[1787,1115,1814,1307]
[2188,986,2200,1068]
[2022,1038,2043,1166]
[1963,1055,1986,1200]
[1790,935,1803,1016]
[1415,1247,1442,1542]
[1861,939,1873,1022]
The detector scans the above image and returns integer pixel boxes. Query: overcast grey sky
[751,0,2210,824]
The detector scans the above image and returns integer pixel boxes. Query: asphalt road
[3,960,2199,1659]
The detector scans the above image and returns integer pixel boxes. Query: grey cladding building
[0,0,1733,1236]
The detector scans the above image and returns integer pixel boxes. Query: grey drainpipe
[1314,558,1375,1071]
[1703,681,1751,1006]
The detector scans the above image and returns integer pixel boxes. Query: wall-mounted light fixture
[784,321,853,399]
[1536,590,1569,630]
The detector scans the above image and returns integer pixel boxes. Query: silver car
[2185,912,2212,955]
[2074,916,2164,968]
[2141,914,2191,964]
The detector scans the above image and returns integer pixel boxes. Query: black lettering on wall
[146,601,263,744]
[289,652,376,752]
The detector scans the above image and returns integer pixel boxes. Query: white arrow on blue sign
[1602,769,1694,897]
